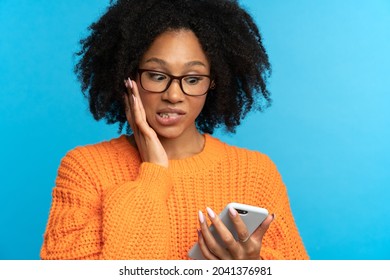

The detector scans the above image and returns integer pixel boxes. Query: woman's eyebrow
[144,57,167,65]
[143,57,207,68]
[185,61,207,68]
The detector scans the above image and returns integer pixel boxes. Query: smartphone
[187,202,269,260]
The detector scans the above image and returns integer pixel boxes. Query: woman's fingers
[129,78,147,121]
[124,78,169,168]
[228,207,251,244]
[250,214,275,242]
[123,82,136,132]
[205,207,239,255]
[198,210,232,260]
[197,229,218,260]
[227,207,263,259]
[197,207,275,260]
[127,79,154,139]
[124,79,140,141]
[229,208,275,245]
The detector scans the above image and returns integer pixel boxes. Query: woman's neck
[159,130,205,160]
[127,128,205,161]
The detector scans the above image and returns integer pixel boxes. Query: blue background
[1,0,389,260]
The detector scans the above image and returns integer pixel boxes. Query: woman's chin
[153,124,198,141]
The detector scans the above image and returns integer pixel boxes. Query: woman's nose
[162,79,185,103]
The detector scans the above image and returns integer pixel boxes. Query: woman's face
[136,29,210,140]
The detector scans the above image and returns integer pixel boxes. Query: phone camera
[236,209,248,215]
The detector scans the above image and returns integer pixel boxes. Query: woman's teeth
[159,113,179,118]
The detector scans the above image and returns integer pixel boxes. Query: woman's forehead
[140,30,210,69]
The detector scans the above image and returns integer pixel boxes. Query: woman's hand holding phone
[189,203,275,260]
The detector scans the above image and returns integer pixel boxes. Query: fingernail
[128,78,133,89]
[206,207,215,219]
[124,79,128,87]
[229,206,237,217]
[198,210,205,224]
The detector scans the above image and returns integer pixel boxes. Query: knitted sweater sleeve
[40,146,172,260]
[258,156,309,260]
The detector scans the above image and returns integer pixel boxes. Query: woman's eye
[185,76,202,85]
[147,72,167,82]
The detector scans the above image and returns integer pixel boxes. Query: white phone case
[187,202,269,260]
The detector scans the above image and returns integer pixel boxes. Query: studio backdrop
[0,0,389,259]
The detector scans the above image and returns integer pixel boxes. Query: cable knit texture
[41,134,309,260]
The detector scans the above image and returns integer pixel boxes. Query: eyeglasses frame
[137,69,214,96]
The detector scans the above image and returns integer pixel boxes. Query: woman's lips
[155,108,185,126]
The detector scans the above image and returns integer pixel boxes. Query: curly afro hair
[75,0,271,134]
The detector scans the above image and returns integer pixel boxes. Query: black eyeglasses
[138,69,213,96]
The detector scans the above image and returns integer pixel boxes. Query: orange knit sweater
[41,134,308,260]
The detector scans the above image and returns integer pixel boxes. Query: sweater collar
[111,134,224,172]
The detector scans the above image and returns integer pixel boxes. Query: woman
[41,0,308,260]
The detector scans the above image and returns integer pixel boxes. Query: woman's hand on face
[197,207,275,260]
[124,78,169,168]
